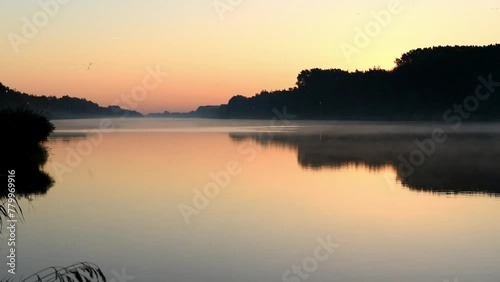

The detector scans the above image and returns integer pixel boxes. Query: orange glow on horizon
[0,1,499,113]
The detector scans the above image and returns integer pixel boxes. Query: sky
[0,0,499,113]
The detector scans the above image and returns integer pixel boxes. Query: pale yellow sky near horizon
[0,0,499,113]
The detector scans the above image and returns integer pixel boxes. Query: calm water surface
[3,118,500,282]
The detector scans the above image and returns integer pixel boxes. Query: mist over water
[51,117,500,134]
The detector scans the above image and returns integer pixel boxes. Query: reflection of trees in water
[0,110,106,282]
[0,109,55,199]
[229,132,500,196]
[0,142,54,199]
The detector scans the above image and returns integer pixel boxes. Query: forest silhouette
[214,44,500,120]
[0,84,143,119]
[1,44,500,120]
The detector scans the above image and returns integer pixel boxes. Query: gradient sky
[1,0,499,113]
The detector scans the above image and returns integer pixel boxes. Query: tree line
[193,44,500,120]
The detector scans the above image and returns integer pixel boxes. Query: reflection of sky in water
[3,119,499,282]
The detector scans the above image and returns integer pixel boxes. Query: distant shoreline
[2,44,499,121]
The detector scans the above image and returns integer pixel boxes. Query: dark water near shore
[2,119,500,282]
